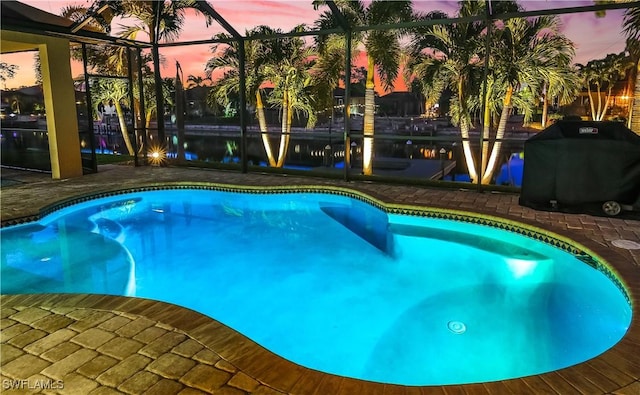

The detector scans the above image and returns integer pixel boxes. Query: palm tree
[540,65,581,129]
[577,61,600,120]
[91,79,135,155]
[312,21,358,131]
[112,1,212,43]
[0,62,18,88]
[9,94,22,114]
[314,0,413,175]
[482,15,576,184]
[578,52,631,121]
[309,45,344,126]
[205,27,280,167]
[264,33,317,167]
[405,2,486,181]
[623,6,640,133]
[187,75,209,88]
[139,76,172,130]
[72,0,216,157]
[175,61,186,160]
[60,5,139,155]
[89,1,214,149]
[406,1,575,184]
[60,5,122,72]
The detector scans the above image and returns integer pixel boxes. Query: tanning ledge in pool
[388,223,547,260]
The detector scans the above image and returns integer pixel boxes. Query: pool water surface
[0,188,631,385]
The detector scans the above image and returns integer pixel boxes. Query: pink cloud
[159,45,215,78]
[4,0,629,90]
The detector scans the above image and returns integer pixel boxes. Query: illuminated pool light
[506,258,539,278]
[447,321,467,334]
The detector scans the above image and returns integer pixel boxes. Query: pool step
[319,203,390,254]
[388,223,546,260]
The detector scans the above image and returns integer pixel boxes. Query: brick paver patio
[1,304,273,394]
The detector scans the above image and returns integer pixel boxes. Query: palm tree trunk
[482,86,513,185]
[12,98,21,114]
[596,83,603,120]
[132,99,143,154]
[542,96,549,128]
[625,58,637,128]
[146,109,153,129]
[600,86,613,121]
[282,103,293,166]
[587,85,597,121]
[175,69,185,161]
[142,108,154,153]
[114,101,135,156]
[256,91,276,167]
[362,56,376,176]
[457,80,477,182]
[276,91,290,168]
[459,117,477,182]
[481,87,491,176]
[150,26,166,147]
[631,61,640,134]
[541,81,549,128]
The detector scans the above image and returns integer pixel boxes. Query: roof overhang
[1,0,151,49]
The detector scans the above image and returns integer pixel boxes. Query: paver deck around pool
[1,164,639,395]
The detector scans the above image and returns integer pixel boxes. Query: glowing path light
[148,145,167,166]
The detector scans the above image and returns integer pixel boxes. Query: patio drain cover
[611,240,640,250]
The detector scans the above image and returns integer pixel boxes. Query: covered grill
[519,120,640,216]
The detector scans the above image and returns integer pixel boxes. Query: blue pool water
[0,189,631,385]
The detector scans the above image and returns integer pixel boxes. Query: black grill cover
[519,121,640,210]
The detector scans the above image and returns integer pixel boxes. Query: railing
[1,114,528,190]
[133,118,529,190]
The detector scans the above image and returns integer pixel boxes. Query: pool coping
[2,181,639,394]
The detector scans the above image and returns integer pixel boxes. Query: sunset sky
[2,0,629,90]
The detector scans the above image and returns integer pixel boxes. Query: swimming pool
[0,186,632,386]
